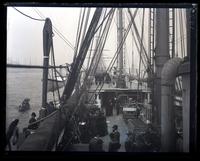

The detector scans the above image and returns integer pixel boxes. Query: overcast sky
[7,7,87,66]
[7,7,149,70]
[7,7,187,75]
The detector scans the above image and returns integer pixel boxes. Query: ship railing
[27,109,58,128]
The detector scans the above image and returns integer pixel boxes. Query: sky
[7,7,147,75]
[7,7,87,66]
[7,7,187,76]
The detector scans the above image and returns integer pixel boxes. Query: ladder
[122,10,126,71]
[147,8,155,123]
[169,8,175,58]
[148,8,155,73]
[169,8,180,93]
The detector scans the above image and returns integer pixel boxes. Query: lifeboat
[19,98,30,112]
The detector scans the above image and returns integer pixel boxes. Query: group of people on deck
[88,122,162,152]
[5,100,57,151]
[89,124,121,152]
[124,123,161,152]
[5,111,40,151]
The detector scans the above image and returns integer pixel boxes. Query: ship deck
[70,111,147,152]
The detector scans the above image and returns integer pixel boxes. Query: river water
[6,68,60,133]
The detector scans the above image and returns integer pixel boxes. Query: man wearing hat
[28,112,38,130]
[89,135,104,152]
[108,124,121,152]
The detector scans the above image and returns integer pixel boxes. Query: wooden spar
[42,18,53,108]
[6,64,69,69]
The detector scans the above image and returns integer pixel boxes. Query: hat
[112,125,118,129]
[31,112,36,117]
[24,98,30,102]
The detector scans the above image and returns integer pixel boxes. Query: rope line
[88,8,138,102]
[73,8,87,62]
[13,7,45,21]
[137,9,145,103]
[33,7,75,50]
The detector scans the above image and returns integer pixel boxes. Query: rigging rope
[179,9,186,58]
[175,9,179,57]
[81,8,91,45]
[34,7,75,49]
[73,8,87,62]
[33,7,75,51]
[84,10,110,72]
[131,30,134,74]
[88,8,139,102]
[27,109,58,128]
[137,9,145,103]
[127,9,153,74]
[58,9,116,149]
[86,36,95,70]
[74,8,83,55]
[80,10,111,93]
[51,37,61,102]
[129,19,147,76]
[50,53,56,104]
[94,8,114,35]
[61,8,103,104]
[56,8,104,149]
[32,7,44,20]
[73,9,114,106]
[13,7,45,21]
[89,9,109,76]
[129,13,153,78]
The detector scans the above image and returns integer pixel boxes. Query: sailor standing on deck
[108,125,121,152]
[28,112,38,130]
[89,135,104,152]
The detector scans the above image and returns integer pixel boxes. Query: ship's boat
[19,98,30,112]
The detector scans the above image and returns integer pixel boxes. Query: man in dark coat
[143,124,160,152]
[46,101,56,115]
[6,119,19,151]
[28,112,38,130]
[89,135,104,152]
[108,125,121,152]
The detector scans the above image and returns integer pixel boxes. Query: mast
[118,8,123,74]
[42,18,53,108]
[116,8,126,88]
